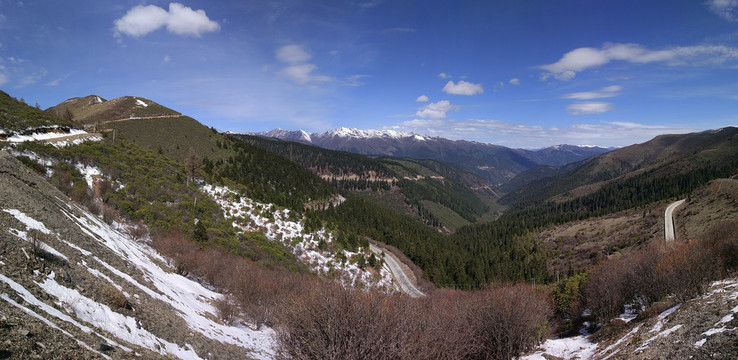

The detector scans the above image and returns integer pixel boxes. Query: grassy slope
[0,90,70,131]
[47,95,180,126]
[103,116,226,163]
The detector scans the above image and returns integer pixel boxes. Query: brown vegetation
[582,220,737,324]
[151,230,553,359]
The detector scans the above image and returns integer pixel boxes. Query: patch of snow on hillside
[0,273,129,354]
[4,208,53,234]
[521,335,597,360]
[57,202,275,359]
[202,184,394,290]
[38,273,202,359]
[7,227,69,261]
[0,293,113,359]
[635,304,683,351]
[51,134,104,148]
[75,163,101,188]
[7,128,88,143]
[135,98,148,107]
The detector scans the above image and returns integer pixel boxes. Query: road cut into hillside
[369,243,425,298]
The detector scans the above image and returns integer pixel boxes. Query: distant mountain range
[257,127,613,185]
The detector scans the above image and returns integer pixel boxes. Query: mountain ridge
[256,127,613,185]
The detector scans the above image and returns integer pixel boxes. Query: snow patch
[4,208,52,234]
[521,335,597,360]
[135,98,149,107]
[37,275,201,359]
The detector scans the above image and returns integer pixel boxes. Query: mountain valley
[0,90,737,359]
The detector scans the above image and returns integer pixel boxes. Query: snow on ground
[2,206,276,359]
[51,134,103,148]
[135,98,148,107]
[38,272,202,359]
[0,292,112,360]
[694,278,738,347]
[56,202,276,358]
[6,128,87,143]
[75,163,101,188]
[521,335,597,360]
[202,184,394,290]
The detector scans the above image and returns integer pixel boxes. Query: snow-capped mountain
[256,127,611,185]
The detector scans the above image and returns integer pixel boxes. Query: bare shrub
[152,230,200,275]
[101,204,119,225]
[465,284,552,360]
[103,284,130,310]
[704,219,738,274]
[274,282,426,360]
[126,221,148,242]
[27,229,46,259]
[656,240,717,301]
[214,294,239,325]
[585,258,631,323]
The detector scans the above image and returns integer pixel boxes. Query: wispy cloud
[509,78,520,85]
[0,73,8,86]
[385,118,696,148]
[276,44,312,64]
[114,3,220,38]
[566,101,614,115]
[442,80,484,95]
[562,85,622,100]
[275,44,332,85]
[416,94,429,102]
[16,68,47,88]
[438,72,451,79]
[46,72,71,87]
[539,43,738,80]
[707,0,738,21]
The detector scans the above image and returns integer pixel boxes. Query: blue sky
[2,0,738,148]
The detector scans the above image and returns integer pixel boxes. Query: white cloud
[0,73,8,86]
[509,78,520,85]
[539,43,738,80]
[275,45,332,85]
[163,55,171,63]
[566,101,614,115]
[442,80,484,95]
[386,118,696,148]
[416,94,429,102]
[344,74,370,86]
[46,73,71,87]
[16,68,47,88]
[438,72,451,79]
[562,85,622,100]
[416,100,456,119]
[707,0,738,21]
[114,3,219,38]
[276,45,311,64]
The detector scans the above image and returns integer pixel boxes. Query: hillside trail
[664,199,685,242]
[369,243,425,298]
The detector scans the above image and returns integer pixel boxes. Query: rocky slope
[0,150,274,359]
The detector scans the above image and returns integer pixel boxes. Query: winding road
[369,244,425,298]
[664,199,686,242]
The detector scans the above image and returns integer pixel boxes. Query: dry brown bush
[655,240,717,301]
[152,230,200,275]
[103,284,130,310]
[274,282,428,360]
[214,294,239,326]
[126,221,148,242]
[704,219,738,274]
[465,284,552,360]
[101,204,119,225]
